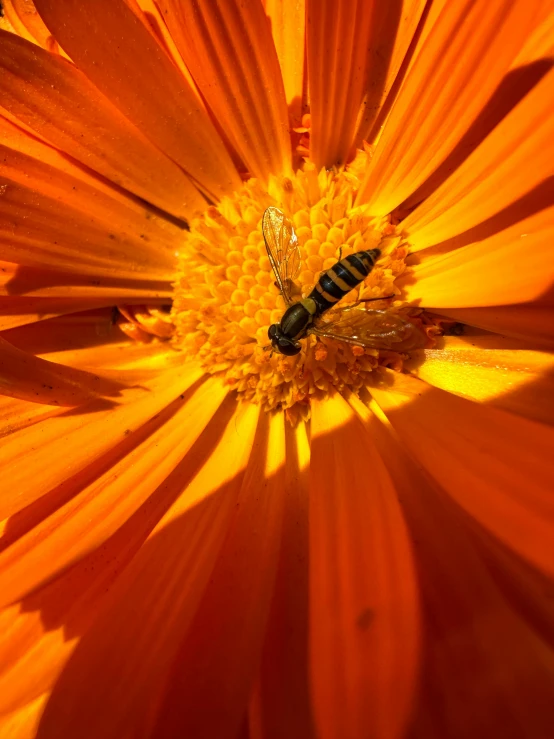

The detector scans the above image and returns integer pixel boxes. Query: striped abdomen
[308,249,381,315]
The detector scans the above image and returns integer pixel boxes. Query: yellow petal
[368,370,554,577]
[356,0,542,214]
[309,393,420,739]
[33,0,241,200]
[403,67,554,250]
[399,206,554,308]
[406,333,554,426]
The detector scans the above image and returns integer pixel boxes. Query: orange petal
[356,0,542,214]
[368,370,554,578]
[403,67,554,250]
[0,32,205,219]
[132,0,203,98]
[35,401,260,739]
[0,127,187,283]
[0,177,179,280]
[354,395,554,739]
[265,0,306,123]
[434,304,554,349]
[3,0,59,51]
[309,393,420,739]
[148,412,286,739]
[307,0,426,167]
[513,4,554,66]
[0,695,46,739]
[2,307,170,363]
[157,0,291,181]
[0,377,229,605]
[0,297,128,331]
[0,394,67,439]
[250,421,316,739]
[0,113,186,256]
[353,0,428,148]
[0,362,203,521]
[399,206,554,308]
[33,0,241,200]
[0,260,173,302]
[0,334,125,406]
[405,333,554,426]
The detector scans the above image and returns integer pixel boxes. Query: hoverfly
[262,206,425,356]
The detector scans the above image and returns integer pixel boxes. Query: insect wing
[311,308,426,351]
[262,207,301,305]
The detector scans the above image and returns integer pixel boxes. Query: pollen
[171,150,418,422]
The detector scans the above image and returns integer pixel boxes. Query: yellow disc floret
[171,151,413,422]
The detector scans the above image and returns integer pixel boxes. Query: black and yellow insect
[262,206,425,356]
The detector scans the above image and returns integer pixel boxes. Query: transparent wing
[262,206,301,306]
[311,308,426,351]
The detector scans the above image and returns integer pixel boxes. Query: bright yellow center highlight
[171,151,417,423]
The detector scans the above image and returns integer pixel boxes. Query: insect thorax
[280,298,317,341]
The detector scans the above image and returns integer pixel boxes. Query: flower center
[170,151,425,422]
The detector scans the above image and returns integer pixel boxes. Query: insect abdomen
[309,249,381,314]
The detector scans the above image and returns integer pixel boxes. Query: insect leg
[346,294,396,307]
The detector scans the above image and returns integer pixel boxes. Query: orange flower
[0,1,554,738]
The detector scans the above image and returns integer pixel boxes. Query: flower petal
[0,363,203,521]
[33,0,241,200]
[0,694,46,739]
[307,0,426,168]
[403,67,554,250]
[34,401,261,739]
[0,297,125,331]
[265,0,306,122]
[406,333,554,426]
[0,32,205,218]
[0,334,123,406]
[434,304,554,348]
[353,0,428,147]
[148,412,286,739]
[355,396,554,739]
[368,370,554,577]
[0,121,186,281]
[0,377,229,605]
[157,0,291,181]
[250,421,316,739]
[357,0,542,214]
[399,207,554,308]
[309,393,420,739]
[2,0,56,50]
[0,180,178,280]
[0,261,173,302]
